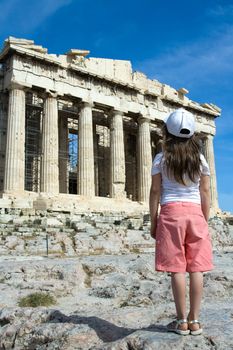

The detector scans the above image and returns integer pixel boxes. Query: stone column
[138,117,152,202]
[59,115,69,193]
[204,135,219,210]
[0,93,8,191]
[4,85,26,192]
[40,94,59,193]
[110,110,126,198]
[78,101,95,196]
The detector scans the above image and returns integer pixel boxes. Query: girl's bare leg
[171,272,187,330]
[189,272,203,331]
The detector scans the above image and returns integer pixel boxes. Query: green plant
[18,292,56,307]
[130,247,140,254]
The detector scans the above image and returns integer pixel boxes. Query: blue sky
[0,0,232,213]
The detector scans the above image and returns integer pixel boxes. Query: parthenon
[0,37,221,213]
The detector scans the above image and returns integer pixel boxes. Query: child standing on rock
[149,108,213,336]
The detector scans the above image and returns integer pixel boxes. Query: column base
[110,184,126,199]
[0,191,37,208]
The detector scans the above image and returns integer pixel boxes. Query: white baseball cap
[164,108,195,138]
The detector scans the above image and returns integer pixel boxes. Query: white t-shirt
[151,152,210,205]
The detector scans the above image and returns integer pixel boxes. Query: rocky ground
[0,213,232,349]
[0,250,233,349]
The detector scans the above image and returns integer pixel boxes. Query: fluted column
[40,94,59,193]
[110,110,126,198]
[204,135,219,210]
[4,85,26,192]
[138,117,152,202]
[78,101,95,196]
[0,93,8,192]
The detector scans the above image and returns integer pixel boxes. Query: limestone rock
[0,215,232,349]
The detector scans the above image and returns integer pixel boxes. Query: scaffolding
[94,123,110,197]
[67,117,78,194]
[58,99,79,194]
[123,115,138,201]
[23,96,162,200]
[25,92,43,192]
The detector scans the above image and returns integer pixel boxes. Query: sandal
[188,320,203,335]
[167,319,190,335]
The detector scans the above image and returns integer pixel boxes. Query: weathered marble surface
[0,211,232,257]
[0,250,232,349]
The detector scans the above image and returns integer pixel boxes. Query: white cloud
[207,4,233,17]
[135,26,233,89]
[135,24,233,138]
[0,0,73,33]
[20,0,73,32]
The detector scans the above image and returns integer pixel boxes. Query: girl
[149,108,213,336]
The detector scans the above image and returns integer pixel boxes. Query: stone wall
[0,208,232,257]
[0,209,152,256]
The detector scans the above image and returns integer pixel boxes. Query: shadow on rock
[48,310,167,342]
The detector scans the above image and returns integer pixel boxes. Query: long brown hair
[162,125,202,185]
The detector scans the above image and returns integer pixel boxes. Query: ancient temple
[0,37,220,213]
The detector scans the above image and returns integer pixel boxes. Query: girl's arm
[149,173,161,239]
[200,174,211,221]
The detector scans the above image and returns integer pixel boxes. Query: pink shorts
[155,202,214,273]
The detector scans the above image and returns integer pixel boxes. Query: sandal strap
[177,319,188,325]
[188,319,200,324]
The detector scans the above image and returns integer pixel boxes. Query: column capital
[138,115,151,124]
[44,90,59,99]
[201,133,214,142]
[111,109,125,117]
[8,81,32,91]
[82,99,94,108]
[206,133,214,140]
